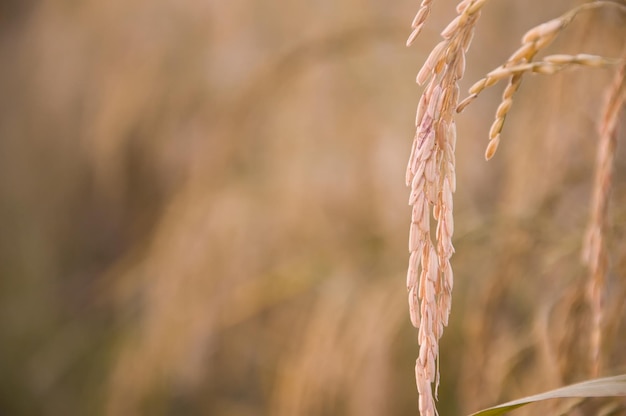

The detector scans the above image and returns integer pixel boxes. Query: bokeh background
[1,1,625,415]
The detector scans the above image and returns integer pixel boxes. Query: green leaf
[468,374,626,416]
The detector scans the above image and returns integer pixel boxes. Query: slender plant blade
[469,374,626,416]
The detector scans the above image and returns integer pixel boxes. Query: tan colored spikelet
[407,27,422,48]
[521,18,563,44]
[468,78,486,95]
[412,6,430,29]
[455,0,471,13]
[465,0,487,15]
[543,53,580,64]
[407,0,435,46]
[488,117,503,140]
[456,94,475,113]
[484,134,500,160]
[417,42,448,85]
[495,98,512,118]
[454,52,466,79]
[441,13,467,39]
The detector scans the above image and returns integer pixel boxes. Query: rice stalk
[582,52,626,377]
[457,0,626,160]
[405,1,487,414]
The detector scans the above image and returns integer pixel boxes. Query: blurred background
[0,1,625,415]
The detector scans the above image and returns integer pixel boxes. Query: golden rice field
[0,1,624,415]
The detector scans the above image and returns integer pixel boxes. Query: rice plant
[405,1,626,414]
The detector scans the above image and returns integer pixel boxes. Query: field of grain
[0,1,624,415]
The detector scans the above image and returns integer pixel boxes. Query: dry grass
[0,1,624,416]
[582,53,626,378]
